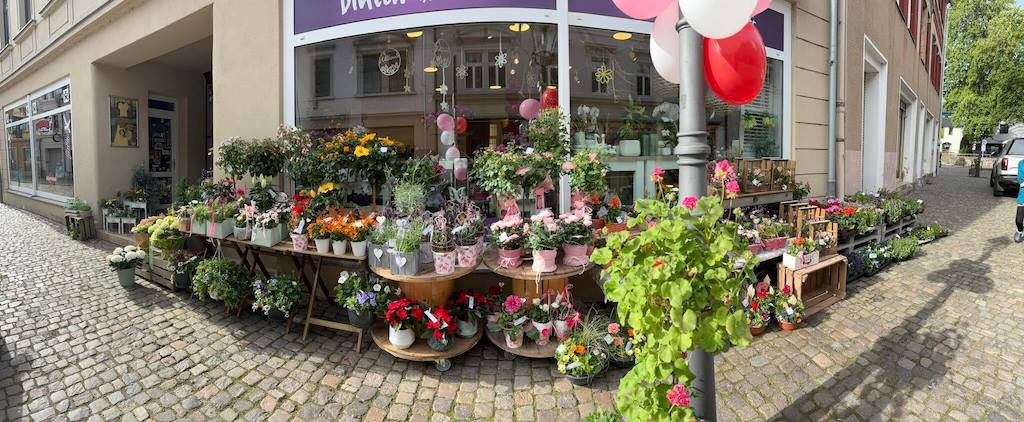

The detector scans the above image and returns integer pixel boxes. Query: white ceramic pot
[619,140,641,157]
[389,326,416,349]
[314,238,331,254]
[351,240,368,258]
[456,317,478,338]
[332,239,349,256]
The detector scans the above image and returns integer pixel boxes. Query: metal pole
[675,14,716,422]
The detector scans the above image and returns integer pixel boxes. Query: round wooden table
[370,261,479,308]
[484,328,558,360]
[481,250,594,304]
[370,322,483,372]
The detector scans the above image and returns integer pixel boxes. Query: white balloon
[651,6,681,85]
[440,129,456,146]
[679,0,757,40]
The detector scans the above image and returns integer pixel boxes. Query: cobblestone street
[2,167,1022,421]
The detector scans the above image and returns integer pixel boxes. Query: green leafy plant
[584,409,622,422]
[217,137,252,179]
[564,150,610,196]
[858,242,891,274]
[191,205,212,224]
[911,224,948,242]
[192,259,250,311]
[396,220,426,253]
[65,197,91,212]
[393,182,426,216]
[887,237,919,261]
[369,218,396,245]
[252,274,304,317]
[527,107,571,157]
[591,188,756,420]
[881,197,909,224]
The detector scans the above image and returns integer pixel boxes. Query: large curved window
[4,81,74,199]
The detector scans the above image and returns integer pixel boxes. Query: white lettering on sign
[468,296,475,309]
[340,0,410,16]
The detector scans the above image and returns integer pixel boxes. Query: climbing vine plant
[591,191,757,421]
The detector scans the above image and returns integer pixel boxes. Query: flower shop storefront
[285,0,791,207]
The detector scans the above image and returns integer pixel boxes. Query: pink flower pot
[291,234,309,251]
[554,320,571,341]
[497,248,524,269]
[562,243,590,267]
[457,244,479,268]
[765,237,788,251]
[748,244,764,255]
[532,250,558,273]
[433,251,456,275]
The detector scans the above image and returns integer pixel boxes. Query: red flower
[782,285,792,295]
[756,290,767,299]
[396,309,408,320]
[433,330,443,340]
[652,260,664,268]
[751,301,760,311]
[411,307,424,321]
[843,207,856,217]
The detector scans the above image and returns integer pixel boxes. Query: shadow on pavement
[770,238,997,420]
[0,337,26,419]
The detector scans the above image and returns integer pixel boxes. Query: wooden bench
[776,254,847,318]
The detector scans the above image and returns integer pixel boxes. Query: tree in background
[944,0,1024,143]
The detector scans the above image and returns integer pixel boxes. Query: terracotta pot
[779,321,799,331]
[592,218,606,231]
[750,325,767,336]
[531,250,558,273]
[562,243,590,267]
[607,222,628,233]
[497,248,524,269]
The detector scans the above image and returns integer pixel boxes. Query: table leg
[302,257,326,342]
[291,254,315,297]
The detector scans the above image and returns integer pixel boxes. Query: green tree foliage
[945,0,1024,142]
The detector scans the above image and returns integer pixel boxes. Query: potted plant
[860,242,892,276]
[348,215,374,258]
[774,284,805,331]
[336,271,394,329]
[551,295,579,341]
[149,216,184,253]
[793,181,812,201]
[422,306,458,351]
[252,273,304,319]
[452,211,484,268]
[564,150,610,203]
[327,212,350,256]
[289,194,313,251]
[175,202,194,232]
[446,290,486,338]
[558,208,593,266]
[251,205,286,248]
[191,258,250,312]
[65,197,92,218]
[431,214,457,275]
[607,322,644,368]
[603,195,627,233]
[391,220,425,276]
[384,299,424,349]
[208,201,237,240]
[484,284,505,330]
[526,298,554,346]
[131,217,159,249]
[526,210,562,273]
[816,231,838,257]
[782,236,820,270]
[393,181,426,217]
[743,282,774,336]
[490,214,526,269]
[555,314,610,386]
[487,295,528,349]
[107,246,147,287]
[368,218,395,269]
[191,205,211,237]
[234,201,256,241]
[308,220,332,254]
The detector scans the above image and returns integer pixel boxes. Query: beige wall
[791,0,833,198]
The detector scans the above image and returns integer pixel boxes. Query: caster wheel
[503,351,517,361]
[435,359,452,372]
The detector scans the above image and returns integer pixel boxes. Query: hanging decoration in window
[379,40,402,77]
[595,64,614,86]
[494,33,508,68]
[403,67,413,93]
[456,48,468,80]
[434,39,453,69]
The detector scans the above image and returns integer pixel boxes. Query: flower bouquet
[384,298,425,349]
[252,274,304,319]
[526,209,563,273]
[558,208,593,266]
[774,284,805,331]
[490,214,526,269]
[107,246,147,287]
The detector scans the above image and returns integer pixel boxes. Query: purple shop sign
[295,0,557,34]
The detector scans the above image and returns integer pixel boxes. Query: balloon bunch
[615,0,771,105]
[518,87,559,121]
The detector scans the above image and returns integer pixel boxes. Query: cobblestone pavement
[1,166,1021,422]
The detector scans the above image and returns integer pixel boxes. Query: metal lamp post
[674,14,717,422]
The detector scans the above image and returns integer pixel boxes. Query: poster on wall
[109,96,139,147]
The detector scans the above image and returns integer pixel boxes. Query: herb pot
[504,331,524,349]
[117,268,136,287]
[191,220,208,236]
[420,242,434,264]
[351,240,368,258]
[750,325,767,336]
[433,250,456,275]
[497,248,523,269]
[427,336,451,352]
[531,249,558,273]
[314,238,331,254]
[554,319,571,341]
[456,244,479,268]
[388,326,415,349]
[291,233,309,251]
[332,239,349,256]
[369,243,389,269]
[779,321,799,331]
[611,356,635,368]
[390,251,420,276]
[178,218,192,233]
[347,309,374,329]
[532,320,553,346]
[561,243,590,267]
[233,225,251,241]
[456,317,477,338]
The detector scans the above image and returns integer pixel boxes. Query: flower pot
[332,239,349,256]
[351,240,368,258]
[565,363,606,386]
[419,242,434,264]
[765,237,788,251]
[233,225,251,241]
[178,218,192,233]
[532,321,553,346]
[427,336,452,352]
[618,139,641,157]
[280,224,290,242]
[191,220,208,236]
[251,226,282,248]
[456,317,478,338]
[208,220,235,240]
[750,325,767,336]
[457,244,479,268]
[369,243,389,269]
[134,232,150,250]
[314,238,332,254]
[497,248,524,269]
[504,331,524,349]
[554,320,571,341]
[347,309,375,329]
[592,218,606,231]
[779,320,799,331]
[660,146,673,156]
[117,268,136,287]
[209,288,221,301]
[562,243,590,267]
[782,251,819,270]
[291,233,309,251]
[611,357,635,368]
[531,250,558,273]
[607,222,628,233]
[390,251,420,276]
[388,326,416,349]
[821,246,837,257]
[748,244,765,255]
[486,314,500,332]
[433,250,456,275]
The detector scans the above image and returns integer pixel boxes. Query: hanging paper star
[438,84,449,96]
[456,65,468,80]
[495,51,508,68]
[595,64,613,86]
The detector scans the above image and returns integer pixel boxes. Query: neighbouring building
[0,0,945,229]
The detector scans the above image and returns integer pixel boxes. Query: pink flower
[516,167,530,176]
[726,181,740,194]
[503,295,523,313]
[588,152,598,162]
[653,167,666,177]
[613,337,624,347]
[715,160,734,175]
[682,196,698,210]
[562,162,577,171]
[607,323,620,335]
[666,384,691,408]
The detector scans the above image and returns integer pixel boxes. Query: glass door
[148,98,175,209]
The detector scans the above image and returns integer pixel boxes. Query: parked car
[990,138,1024,196]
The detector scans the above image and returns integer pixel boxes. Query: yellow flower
[354,146,370,157]
[360,133,376,145]
[318,182,339,194]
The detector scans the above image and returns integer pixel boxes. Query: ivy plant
[591,194,756,421]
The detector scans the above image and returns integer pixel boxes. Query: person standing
[1016,162,1024,242]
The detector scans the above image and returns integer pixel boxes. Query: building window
[2,0,10,46]
[19,0,28,25]
[314,56,332,98]
[636,63,652,97]
[4,80,74,199]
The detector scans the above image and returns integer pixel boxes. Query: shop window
[359,49,408,95]
[636,64,652,98]
[4,81,74,199]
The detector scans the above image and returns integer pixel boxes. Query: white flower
[114,247,124,255]
[110,255,124,263]
[373,284,381,292]
[124,245,137,252]
[532,298,541,306]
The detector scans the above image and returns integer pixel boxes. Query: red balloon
[541,87,559,110]
[455,116,468,134]
[703,22,766,106]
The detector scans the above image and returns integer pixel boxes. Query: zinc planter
[117,268,136,287]
[531,250,558,273]
[369,243,389,269]
[191,220,209,236]
[427,337,452,352]
[314,238,332,254]
[433,251,456,275]
[562,243,590,267]
[233,225,251,241]
[390,251,420,276]
[251,226,283,248]
[351,240,368,258]
[332,239,349,256]
[208,220,235,240]
[419,242,434,264]
[497,248,524,269]
[347,309,375,329]
[388,326,416,349]
[456,317,478,338]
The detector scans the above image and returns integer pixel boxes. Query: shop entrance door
[148,96,176,210]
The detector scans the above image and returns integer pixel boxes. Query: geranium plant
[384,298,425,330]
[773,285,804,325]
[591,168,756,420]
[526,209,562,251]
[563,150,610,197]
[743,282,775,328]
[252,274,304,317]
[489,214,526,250]
[558,208,594,246]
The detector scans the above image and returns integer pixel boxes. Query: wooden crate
[776,255,847,318]
[139,247,185,291]
[64,214,96,241]
[741,159,770,193]
[770,160,797,192]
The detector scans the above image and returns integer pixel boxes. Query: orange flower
[574,345,586,355]
[627,328,634,337]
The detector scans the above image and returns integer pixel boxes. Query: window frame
[19,0,29,27]
[2,0,10,46]
[4,77,73,202]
